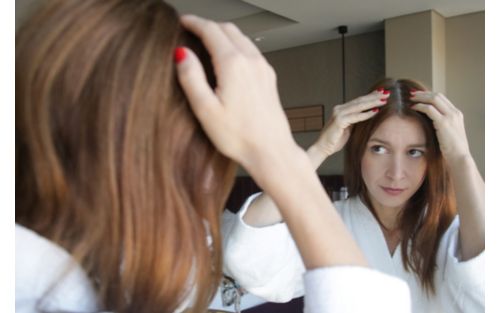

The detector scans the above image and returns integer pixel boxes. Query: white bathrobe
[16,216,411,313]
[222,193,484,313]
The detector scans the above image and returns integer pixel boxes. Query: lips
[381,186,406,196]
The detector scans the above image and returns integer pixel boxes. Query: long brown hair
[16,1,236,312]
[344,78,456,295]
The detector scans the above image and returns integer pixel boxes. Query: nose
[385,155,406,181]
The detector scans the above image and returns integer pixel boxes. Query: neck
[363,195,403,256]
[369,198,403,231]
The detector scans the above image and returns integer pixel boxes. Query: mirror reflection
[15,0,485,313]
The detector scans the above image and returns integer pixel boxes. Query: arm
[434,217,484,313]
[176,14,372,270]
[176,16,410,312]
[241,144,330,227]
[411,91,484,260]
[447,154,484,259]
[243,90,390,227]
[250,144,368,269]
[303,267,411,313]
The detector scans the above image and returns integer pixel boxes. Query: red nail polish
[380,98,387,103]
[410,88,417,93]
[376,87,384,93]
[383,89,390,95]
[372,108,380,113]
[174,47,187,63]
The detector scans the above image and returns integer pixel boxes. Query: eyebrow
[368,138,427,149]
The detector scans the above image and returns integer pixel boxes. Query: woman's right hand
[175,15,301,179]
[313,90,390,157]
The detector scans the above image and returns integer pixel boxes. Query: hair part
[344,78,456,295]
[16,1,236,312]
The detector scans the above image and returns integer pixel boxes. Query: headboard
[224,175,345,213]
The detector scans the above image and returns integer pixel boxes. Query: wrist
[241,141,308,187]
[307,143,330,169]
[314,132,342,157]
[445,152,475,170]
[445,153,481,180]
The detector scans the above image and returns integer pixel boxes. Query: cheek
[409,159,427,186]
[361,153,379,184]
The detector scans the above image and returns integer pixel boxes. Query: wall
[446,12,485,177]
[15,0,41,30]
[385,11,435,89]
[386,10,484,177]
[236,30,386,175]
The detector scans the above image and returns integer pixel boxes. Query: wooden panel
[284,105,324,133]
[285,106,323,119]
[304,116,323,130]
[224,175,344,213]
[289,118,305,132]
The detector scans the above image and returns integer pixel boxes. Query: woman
[223,78,484,312]
[15,1,410,312]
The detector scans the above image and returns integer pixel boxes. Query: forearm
[248,145,367,269]
[447,154,485,260]
[243,142,330,226]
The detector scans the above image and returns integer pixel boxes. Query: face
[361,115,427,213]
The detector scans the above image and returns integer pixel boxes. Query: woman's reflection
[223,78,485,313]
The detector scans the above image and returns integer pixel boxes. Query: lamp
[337,25,348,103]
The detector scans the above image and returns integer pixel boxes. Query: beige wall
[385,10,447,93]
[16,0,42,30]
[385,11,435,88]
[446,12,484,177]
[385,10,484,177]
[432,11,447,94]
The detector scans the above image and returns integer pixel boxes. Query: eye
[408,149,424,158]
[370,145,387,154]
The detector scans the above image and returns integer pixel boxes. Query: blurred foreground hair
[16,1,236,312]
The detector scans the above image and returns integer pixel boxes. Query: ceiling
[165,0,484,52]
[16,0,484,52]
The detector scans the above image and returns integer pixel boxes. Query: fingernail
[376,87,384,93]
[410,88,417,94]
[372,108,380,113]
[380,98,387,103]
[383,89,390,95]
[174,47,187,64]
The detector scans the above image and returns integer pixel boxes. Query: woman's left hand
[412,91,485,261]
[410,91,471,162]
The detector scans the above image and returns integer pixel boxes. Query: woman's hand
[410,91,471,162]
[176,15,371,271]
[313,89,390,157]
[411,91,484,261]
[175,15,300,178]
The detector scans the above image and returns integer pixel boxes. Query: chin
[372,193,410,210]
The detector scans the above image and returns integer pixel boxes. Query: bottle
[331,190,340,201]
[339,186,348,200]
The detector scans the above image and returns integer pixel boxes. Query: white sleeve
[15,225,99,313]
[435,217,484,312]
[222,192,305,302]
[303,266,411,313]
